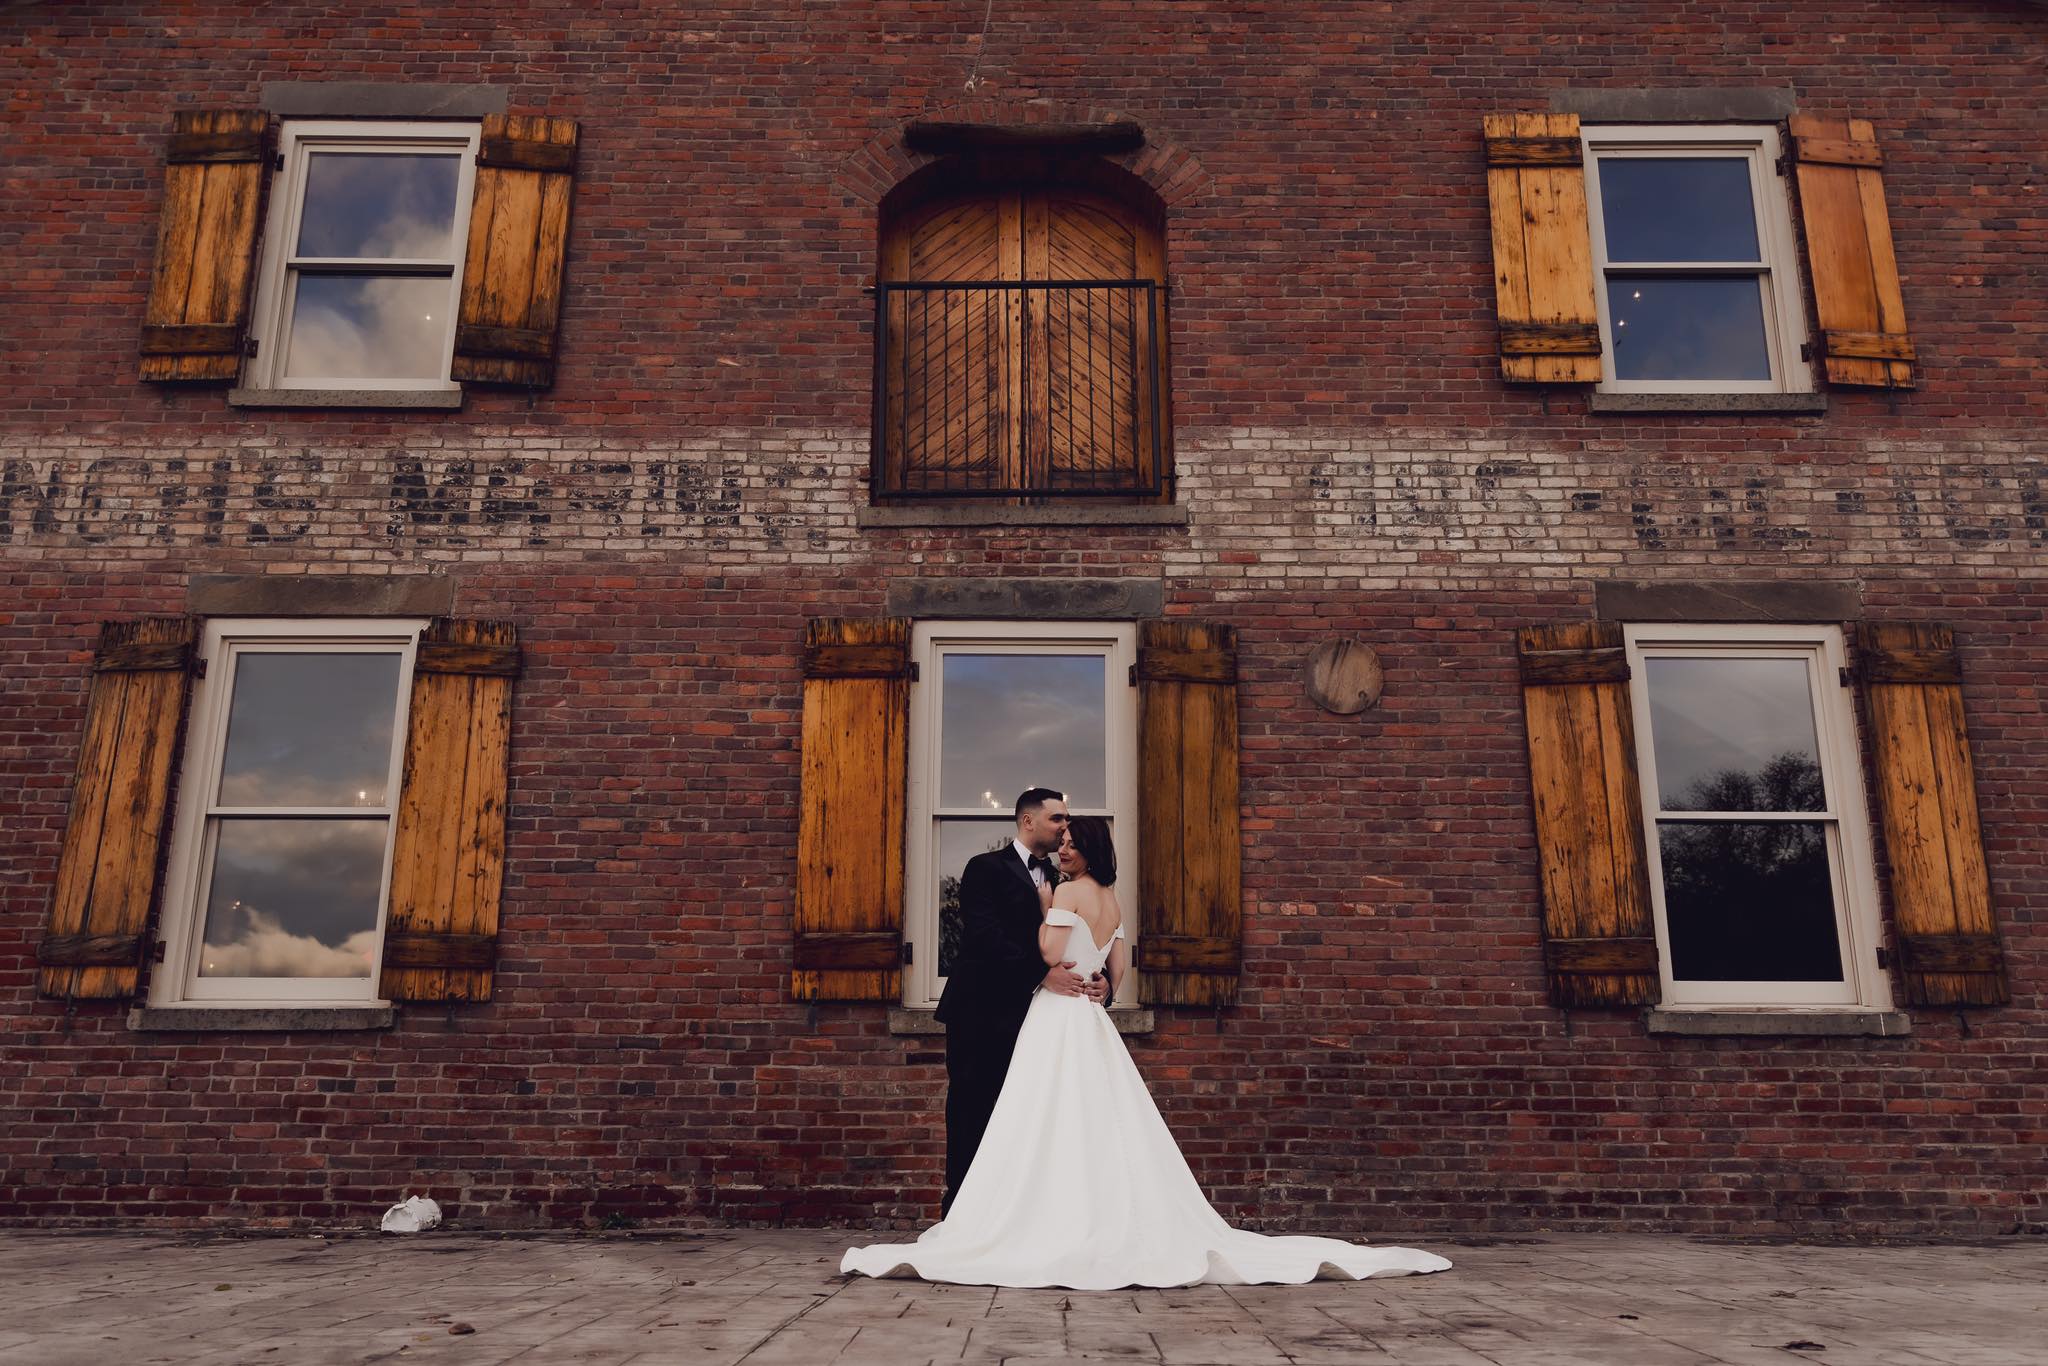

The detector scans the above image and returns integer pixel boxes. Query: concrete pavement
[0,1228,2042,1365]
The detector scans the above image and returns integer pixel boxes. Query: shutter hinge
[242,335,259,359]
[193,655,208,679]
[151,940,166,964]
[1838,664,1855,687]
[901,941,913,966]
[908,661,919,683]
[1800,342,1815,363]
[274,152,284,172]
[1128,663,1138,687]
[1877,945,1894,971]
[1774,152,1792,178]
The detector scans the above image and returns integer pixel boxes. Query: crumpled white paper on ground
[379,1195,443,1234]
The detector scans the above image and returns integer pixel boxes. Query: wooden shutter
[380,620,518,1004]
[38,618,198,999]
[1516,624,1660,1008]
[451,115,579,388]
[1858,623,2007,1006]
[1136,620,1241,1007]
[1789,116,1915,389]
[1483,113,1602,384]
[138,110,268,381]
[793,618,910,1002]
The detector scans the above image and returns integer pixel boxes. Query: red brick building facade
[2,2,2042,1234]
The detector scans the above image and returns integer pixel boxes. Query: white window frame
[1583,125,1812,395]
[245,120,479,392]
[904,621,1140,1011]
[1624,623,1891,1011]
[149,617,424,1007]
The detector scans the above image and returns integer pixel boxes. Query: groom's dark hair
[1064,815,1117,887]
[1014,787,1065,818]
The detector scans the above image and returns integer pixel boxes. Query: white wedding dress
[842,909,1452,1289]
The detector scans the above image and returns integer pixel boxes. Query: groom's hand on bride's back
[1041,962,1090,997]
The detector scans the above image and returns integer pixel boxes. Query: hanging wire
[962,0,998,91]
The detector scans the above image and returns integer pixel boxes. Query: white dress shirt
[1013,838,1047,888]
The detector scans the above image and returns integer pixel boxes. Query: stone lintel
[1596,579,1863,623]
[1551,87,1799,123]
[885,577,1164,620]
[227,388,466,410]
[1588,393,1828,416]
[261,83,509,119]
[189,573,455,618]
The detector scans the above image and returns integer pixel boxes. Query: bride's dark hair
[1064,815,1117,887]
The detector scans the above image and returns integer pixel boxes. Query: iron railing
[872,280,1166,499]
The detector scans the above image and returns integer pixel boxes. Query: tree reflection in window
[1658,751,1844,982]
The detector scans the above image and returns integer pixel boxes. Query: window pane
[198,819,387,978]
[217,652,403,807]
[934,818,1019,978]
[283,275,453,381]
[1658,820,1843,982]
[1598,157,1760,262]
[938,654,1107,809]
[1609,275,1772,382]
[1645,656,1823,812]
[295,152,460,259]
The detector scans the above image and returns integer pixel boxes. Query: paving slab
[0,1229,2042,1365]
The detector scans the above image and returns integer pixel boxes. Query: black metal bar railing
[872,280,1165,499]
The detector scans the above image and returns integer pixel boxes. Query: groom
[934,787,1107,1216]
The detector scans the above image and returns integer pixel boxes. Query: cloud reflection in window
[199,819,386,978]
[940,654,1107,809]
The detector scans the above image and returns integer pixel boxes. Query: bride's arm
[1038,886,1080,965]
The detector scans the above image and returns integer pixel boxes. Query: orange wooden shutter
[451,114,579,388]
[380,620,518,1003]
[138,111,268,381]
[38,618,199,1000]
[1858,624,2007,1006]
[793,618,909,1002]
[1483,113,1602,384]
[1136,620,1241,1007]
[1789,116,1915,389]
[1516,624,1660,1008]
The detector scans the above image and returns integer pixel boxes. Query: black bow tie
[1029,855,1054,877]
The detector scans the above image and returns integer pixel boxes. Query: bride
[842,815,1451,1290]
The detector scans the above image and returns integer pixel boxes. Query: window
[1583,126,1810,393]
[874,173,1169,500]
[152,618,422,1005]
[1624,624,1888,1009]
[244,121,480,391]
[904,621,1139,1008]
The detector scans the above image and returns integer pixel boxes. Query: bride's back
[1050,878,1121,978]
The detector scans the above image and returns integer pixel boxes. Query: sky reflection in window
[283,275,452,381]
[295,152,460,259]
[217,652,401,807]
[1608,276,1771,381]
[940,654,1106,809]
[198,818,385,978]
[1599,157,1759,263]
[1646,656,1823,812]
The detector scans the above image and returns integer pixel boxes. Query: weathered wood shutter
[1789,115,1915,389]
[793,619,909,1002]
[380,620,518,1004]
[1135,621,1242,1007]
[451,114,579,388]
[1857,623,2007,1005]
[139,110,268,381]
[38,619,199,999]
[1483,113,1602,384]
[1516,624,1660,1007]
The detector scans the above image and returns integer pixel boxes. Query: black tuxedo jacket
[935,846,1049,1033]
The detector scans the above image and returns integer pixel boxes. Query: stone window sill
[227,387,466,411]
[888,1007,1155,1036]
[1645,1008,1911,1038]
[857,505,1188,529]
[1588,392,1828,416]
[129,1005,397,1033]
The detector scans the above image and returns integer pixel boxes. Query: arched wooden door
[878,186,1166,498]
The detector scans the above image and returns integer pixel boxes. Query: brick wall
[1,1,2043,1233]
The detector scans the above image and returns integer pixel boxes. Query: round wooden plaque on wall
[1305,638,1383,714]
